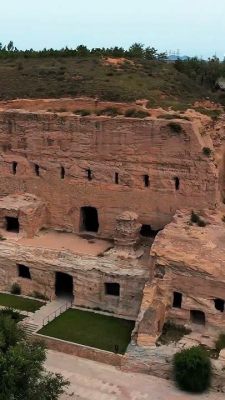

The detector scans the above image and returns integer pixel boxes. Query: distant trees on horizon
[0,40,225,93]
[0,41,167,60]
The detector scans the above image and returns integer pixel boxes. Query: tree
[7,40,14,52]
[173,346,211,393]
[144,46,157,60]
[76,45,90,57]
[0,313,69,399]
[128,43,145,58]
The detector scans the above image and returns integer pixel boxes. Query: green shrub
[0,308,21,322]
[124,109,149,118]
[73,109,91,116]
[96,107,121,117]
[190,211,206,227]
[10,283,21,295]
[218,93,225,106]
[157,322,191,345]
[194,107,222,120]
[173,346,211,393]
[191,211,199,223]
[215,333,225,352]
[203,147,212,157]
[168,122,182,133]
[158,113,190,121]
[31,291,48,301]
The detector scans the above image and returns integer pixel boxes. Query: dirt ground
[19,230,112,256]
[46,350,224,400]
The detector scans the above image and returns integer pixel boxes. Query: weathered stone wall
[136,211,225,344]
[0,193,46,238]
[165,267,225,331]
[0,111,218,236]
[32,334,122,367]
[0,241,147,318]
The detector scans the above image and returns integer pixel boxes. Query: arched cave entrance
[55,272,73,298]
[80,206,99,233]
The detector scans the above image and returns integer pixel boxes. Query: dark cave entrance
[55,272,73,298]
[5,216,20,233]
[80,206,99,233]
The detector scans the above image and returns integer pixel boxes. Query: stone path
[27,297,71,329]
[46,350,224,400]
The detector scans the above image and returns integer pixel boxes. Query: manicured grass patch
[39,309,135,354]
[0,293,43,312]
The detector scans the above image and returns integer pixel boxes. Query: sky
[0,0,224,59]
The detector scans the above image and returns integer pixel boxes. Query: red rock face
[0,108,218,237]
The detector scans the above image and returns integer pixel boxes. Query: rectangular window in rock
[12,162,18,175]
[115,172,119,184]
[190,310,205,325]
[5,216,19,233]
[174,177,180,191]
[173,292,182,308]
[143,175,150,187]
[86,168,92,181]
[34,164,40,177]
[61,166,65,179]
[105,283,120,297]
[17,264,31,279]
[80,206,99,232]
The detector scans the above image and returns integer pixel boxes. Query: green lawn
[39,309,135,354]
[0,293,44,312]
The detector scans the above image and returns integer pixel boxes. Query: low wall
[122,344,225,393]
[33,333,122,367]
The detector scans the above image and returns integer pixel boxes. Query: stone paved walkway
[28,297,71,328]
[46,350,224,400]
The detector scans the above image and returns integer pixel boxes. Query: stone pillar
[111,211,143,259]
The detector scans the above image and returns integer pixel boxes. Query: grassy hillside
[0,57,217,110]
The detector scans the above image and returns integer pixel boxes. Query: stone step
[23,297,73,331]
[20,320,39,336]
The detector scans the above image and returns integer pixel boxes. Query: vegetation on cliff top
[0,41,225,110]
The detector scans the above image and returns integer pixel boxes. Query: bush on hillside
[190,211,207,227]
[173,346,211,393]
[202,147,212,157]
[10,283,21,295]
[73,109,91,116]
[96,107,121,117]
[215,333,225,352]
[124,108,149,118]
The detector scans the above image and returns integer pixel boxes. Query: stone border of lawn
[72,305,136,321]
[0,305,32,318]
[33,333,123,367]
[0,291,47,304]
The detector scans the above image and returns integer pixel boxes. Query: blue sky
[1,0,224,58]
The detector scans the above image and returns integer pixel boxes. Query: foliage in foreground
[0,312,69,400]
[173,346,211,393]
[215,333,225,352]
